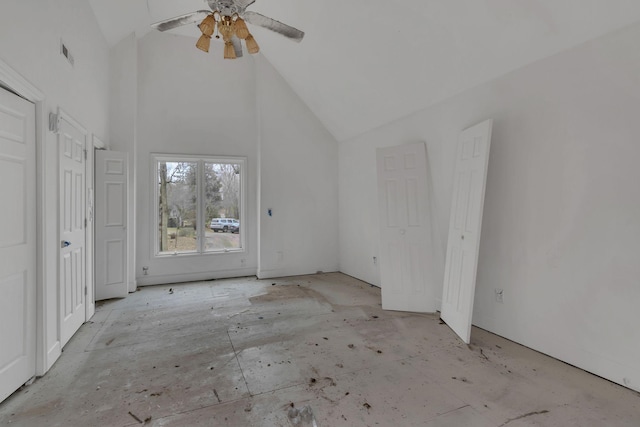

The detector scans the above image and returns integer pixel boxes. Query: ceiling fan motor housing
[207,0,245,16]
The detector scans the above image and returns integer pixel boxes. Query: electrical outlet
[373,256,377,265]
[495,288,504,303]
[142,266,149,276]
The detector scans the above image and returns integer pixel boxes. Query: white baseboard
[257,267,339,280]
[136,267,258,287]
[45,341,61,373]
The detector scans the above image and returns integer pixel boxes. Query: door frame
[0,59,49,375]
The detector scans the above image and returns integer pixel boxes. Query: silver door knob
[61,240,71,248]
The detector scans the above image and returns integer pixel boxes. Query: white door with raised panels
[95,150,128,301]
[377,142,440,313]
[58,111,87,347]
[0,87,36,402]
[441,119,493,343]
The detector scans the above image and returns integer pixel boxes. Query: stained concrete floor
[1,273,639,426]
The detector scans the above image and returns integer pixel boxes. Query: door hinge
[85,286,87,296]
[84,149,87,160]
[49,112,60,133]
[84,218,87,228]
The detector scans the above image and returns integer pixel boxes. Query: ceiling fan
[151,0,305,59]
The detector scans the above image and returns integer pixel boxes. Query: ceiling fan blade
[242,11,304,42]
[151,11,211,32]
[231,35,244,58]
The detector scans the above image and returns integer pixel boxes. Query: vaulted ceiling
[89,0,640,141]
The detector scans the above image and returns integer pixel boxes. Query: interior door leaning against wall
[95,149,129,301]
[376,142,442,313]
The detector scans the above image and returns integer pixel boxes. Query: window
[153,155,245,256]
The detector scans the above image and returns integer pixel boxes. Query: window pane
[158,161,198,254]
[205,162,242,252]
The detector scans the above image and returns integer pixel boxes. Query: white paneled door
[377,142,440,313]
[58,111,87,347]
[95,150,128,301]
[441,119,493,344]
[0,87,36,402]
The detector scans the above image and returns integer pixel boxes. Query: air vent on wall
[60,40,74,66]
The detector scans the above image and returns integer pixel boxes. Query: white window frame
[151,154,246,257]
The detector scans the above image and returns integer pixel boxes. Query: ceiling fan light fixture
[234,18,250,39]
[199,14,216,36]
[245,34,259,54]
[224,41,237,59]
[218,18,233,40]
[196,34,212,52]
[151,1,304,60]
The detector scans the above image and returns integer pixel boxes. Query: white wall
[135,31,259,285]
[255,55,339,279]
[109,33,138,292]
[121,32,339,284]
[339,22,640,391]
[251,1,640,142]
[0,0,110,372]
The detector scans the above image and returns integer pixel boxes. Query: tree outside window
[155,156,244,255]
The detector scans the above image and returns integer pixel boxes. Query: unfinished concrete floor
[1,273,638,426]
